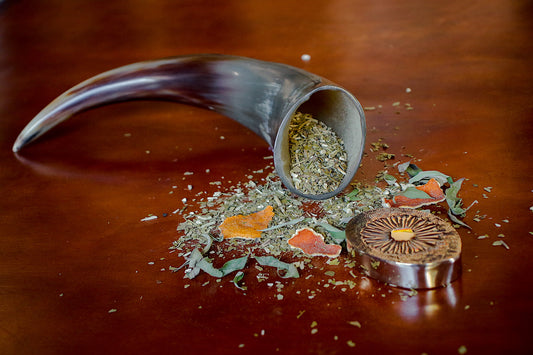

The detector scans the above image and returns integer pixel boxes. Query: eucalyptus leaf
[201,233,213,254]
[346,188,360,201]
[396,187,432,200]
[232,271,246,290]
[447,209,472,229]
[383,174,397,186]
[186,267,202,279]
[445,178,466,216]
[255,256,300,278]
[405,163,423,178]
[185,248,248,279]
[317,222,346,244]
[444,178,476,229]
[212,255,248,276]
[397,161,411,174]
[195,259,224,278]
[233,271,244,283]
[187,248,205,267]
[408,170,449,185]
[184,248,210,279]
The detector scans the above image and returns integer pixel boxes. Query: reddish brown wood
[1,1,532,354]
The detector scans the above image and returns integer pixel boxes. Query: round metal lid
[345,208,462,289]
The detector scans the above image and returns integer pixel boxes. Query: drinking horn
[12,54,366,199]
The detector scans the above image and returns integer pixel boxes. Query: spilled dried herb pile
[170,171,386,280]
[288,112,347,195]
[168,156,475,285]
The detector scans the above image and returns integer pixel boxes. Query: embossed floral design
[361,214,441,254]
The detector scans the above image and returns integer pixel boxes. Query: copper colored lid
[346,208,462,289]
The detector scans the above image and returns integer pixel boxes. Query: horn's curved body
[13,54,366,199]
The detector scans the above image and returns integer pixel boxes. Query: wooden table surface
[1,0,532,354]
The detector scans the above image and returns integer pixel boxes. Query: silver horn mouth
[12,54,366,199]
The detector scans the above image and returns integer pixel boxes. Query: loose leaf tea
[288,112,347,195]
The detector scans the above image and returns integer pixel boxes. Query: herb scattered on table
[172,172,385,260]
[168,152,479,294]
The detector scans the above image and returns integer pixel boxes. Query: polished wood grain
[1,0,532,354]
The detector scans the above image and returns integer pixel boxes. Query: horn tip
[12,130,40,152]
[13,139,25,153]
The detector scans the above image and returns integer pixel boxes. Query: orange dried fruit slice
[384,178,446,208]
[219,205,274,239]
[288,228,342,258]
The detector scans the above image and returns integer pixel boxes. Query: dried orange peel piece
[219,205,274,239]
[288,228,342,258]
[384,178,446,208]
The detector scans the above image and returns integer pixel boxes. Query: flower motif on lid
[361,213,441,255]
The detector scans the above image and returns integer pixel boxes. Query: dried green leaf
[233,271,244,283]
[446,178,466,216]
[396,187,432,200]
[397,161,411,173]
[443,178,478,229]
[201,234,213,254]
[447,210,471,230]
[186,249,248,279]
[404,163,423,178]
[187,248,205,267]
[409,170,449,185]
[255,256,300,278]
[232,271,246,290]
[317,222,346,244]
[212,255,248,276]
[383,174,397,185]
[346,188,360,201]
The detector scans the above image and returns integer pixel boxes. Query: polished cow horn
[12,54,366,199]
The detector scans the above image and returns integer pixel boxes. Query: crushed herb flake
[376,152,395,161]
[288,112,347,195]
